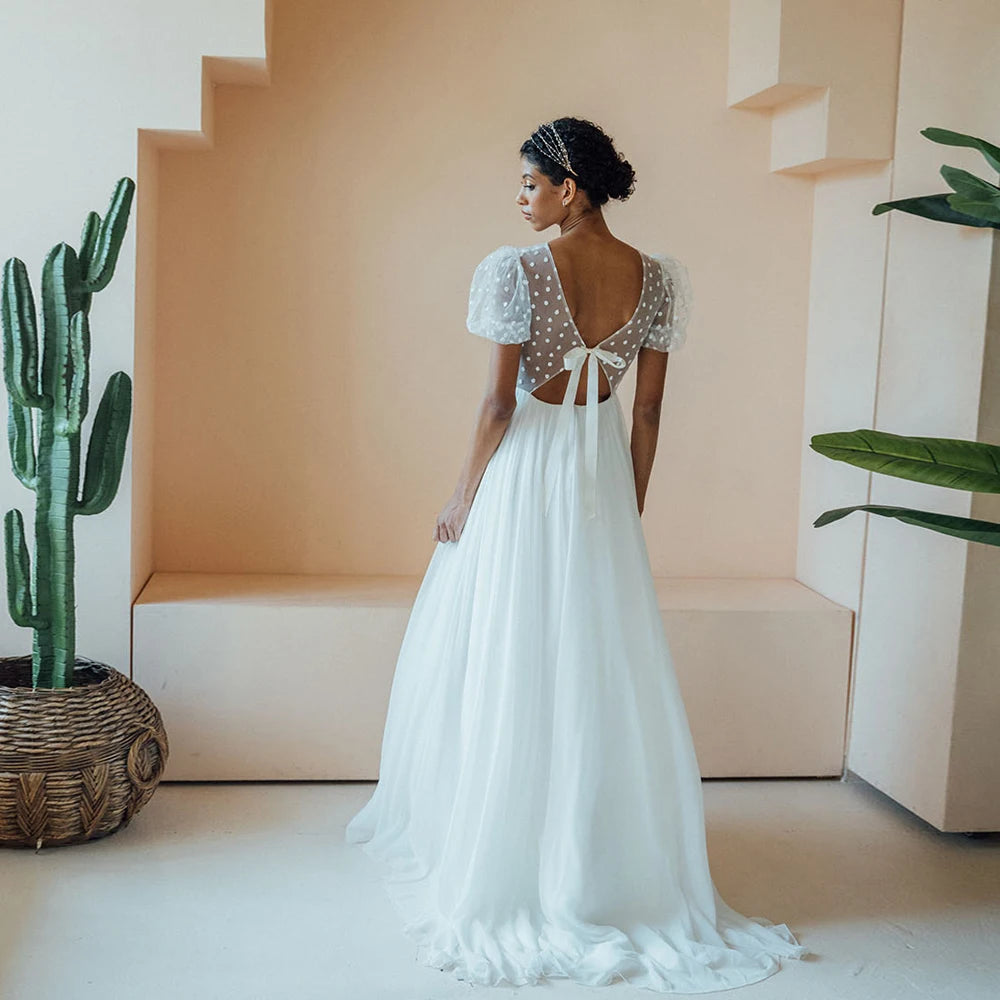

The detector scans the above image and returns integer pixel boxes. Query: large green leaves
[872,127,1000,226]
[810,430,1000,546]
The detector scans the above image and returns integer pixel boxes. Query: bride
[345,115,810,992]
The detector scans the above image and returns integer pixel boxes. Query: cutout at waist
[528,389,613,407]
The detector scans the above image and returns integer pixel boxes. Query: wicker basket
[0,654,168,850]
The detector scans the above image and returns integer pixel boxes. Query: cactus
[1,177,134,689]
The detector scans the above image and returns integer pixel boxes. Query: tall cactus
[1,177,134,689]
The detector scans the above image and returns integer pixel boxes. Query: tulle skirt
[345,384,810,992]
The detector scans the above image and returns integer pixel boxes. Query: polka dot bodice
[465,241,692,397]
[465,241,693,519]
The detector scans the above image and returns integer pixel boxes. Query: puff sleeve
[466,245,532,345]
[642,252,693,352]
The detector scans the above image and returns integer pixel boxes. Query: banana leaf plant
[811,128,1000,545]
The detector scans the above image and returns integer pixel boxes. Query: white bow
[543,344,627,520]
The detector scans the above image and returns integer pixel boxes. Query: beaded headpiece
[531,121,578,177]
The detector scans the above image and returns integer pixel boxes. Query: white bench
[133,573,851,780]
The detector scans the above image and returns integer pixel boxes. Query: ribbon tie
[543,344,627,519]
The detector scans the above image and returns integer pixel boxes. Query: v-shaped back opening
[540,241,648,350]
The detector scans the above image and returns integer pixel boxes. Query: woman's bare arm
[631,347,670,516]
[435,343,522,543]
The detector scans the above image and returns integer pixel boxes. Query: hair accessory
[532,121,578,177]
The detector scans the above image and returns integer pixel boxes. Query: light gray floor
[1,774,997,999]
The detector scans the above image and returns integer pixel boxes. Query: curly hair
[520,117,636,207]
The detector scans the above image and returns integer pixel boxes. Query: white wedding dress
[345,242,810,991]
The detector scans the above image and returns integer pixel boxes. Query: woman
[345,117,810,991]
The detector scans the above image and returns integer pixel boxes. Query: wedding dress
[345,241,810,991]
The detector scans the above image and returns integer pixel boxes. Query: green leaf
[920,127,1000,175]
[813,504,1000,546]
[810,429,1000,492]
[871,192,996,227]
[939,165,1000,223]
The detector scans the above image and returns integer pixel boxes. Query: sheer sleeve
[642,252,693,352]
[466,245,532,345]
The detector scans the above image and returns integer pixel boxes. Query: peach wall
[152,0,814,576]
[0,1,268,674]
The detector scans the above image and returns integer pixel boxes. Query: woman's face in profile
[516,159,559,231]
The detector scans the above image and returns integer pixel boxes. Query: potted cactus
[0,176,168,850]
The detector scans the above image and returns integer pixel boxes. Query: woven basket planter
[0,654,168,850]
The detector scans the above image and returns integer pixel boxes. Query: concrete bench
[133,573,852,780]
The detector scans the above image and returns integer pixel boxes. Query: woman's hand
[434,492,473,543]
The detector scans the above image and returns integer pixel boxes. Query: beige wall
[152,0,813,576]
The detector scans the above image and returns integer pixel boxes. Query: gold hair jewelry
[532,121,578,177]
